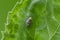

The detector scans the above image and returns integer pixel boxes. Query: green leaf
[1,0,60,40]
[0,0,19,39]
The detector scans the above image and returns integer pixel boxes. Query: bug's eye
[26,17,32,27]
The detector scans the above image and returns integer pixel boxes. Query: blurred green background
[0,0,19,39]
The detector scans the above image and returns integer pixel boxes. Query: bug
[26,17,32,26]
